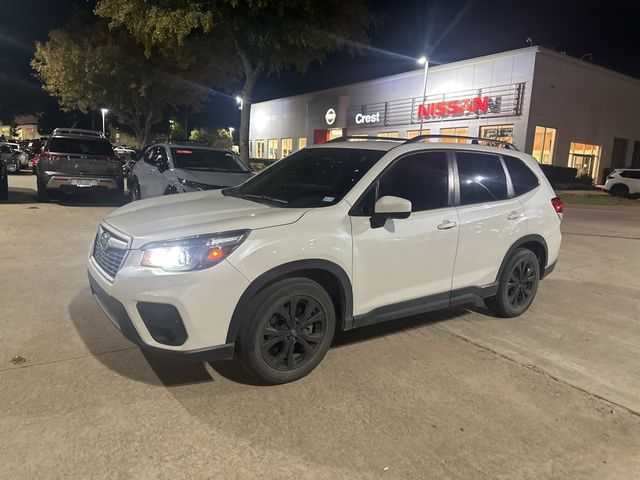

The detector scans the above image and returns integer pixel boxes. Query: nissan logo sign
[325,108,336,125]
[355,112,381,124]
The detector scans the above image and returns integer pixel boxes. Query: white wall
[528,49,640,180]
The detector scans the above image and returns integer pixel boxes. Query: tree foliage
[32,9,237,148]
[95,0,378,163]
[189,127,232,148]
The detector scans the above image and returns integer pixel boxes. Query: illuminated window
[267,139,278,159]
[255,140,265,159]
[406,129,430,140]
[532,126,556,165]
[568,142,601,180]
[378,131,399,138]
[298,138,307,150]
[349,133,368,142]
[328,128,343,141]
[281,138,293,158]
[249,141,253,157]
[479,124,514,146]
[440,127,468,143]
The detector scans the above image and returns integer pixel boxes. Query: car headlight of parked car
[140,230,250,272]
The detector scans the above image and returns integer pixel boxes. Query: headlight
[140,230,249,272]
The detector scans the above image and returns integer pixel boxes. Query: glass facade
[479,124,514,145]
[255,140,265,159]
[267,139,278,159]
[378,131,400,138]
[532,126,556,164]
[568,142,601,180]
[406,129,430,139]
[281,138,293,157]
[298,138,307,150]
[440,127,468,143]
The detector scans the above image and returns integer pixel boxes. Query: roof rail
[326,135,407,143]
[52,128,105,138]
[406,134,518,150]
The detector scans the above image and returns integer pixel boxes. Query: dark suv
[36,128,124,202]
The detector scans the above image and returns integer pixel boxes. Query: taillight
[551,197,564,218]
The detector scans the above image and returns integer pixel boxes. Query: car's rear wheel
[239,278,336,384]
[485,248,540,318]
[609,184,629,198]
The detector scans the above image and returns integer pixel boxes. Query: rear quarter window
[502,155,540,195]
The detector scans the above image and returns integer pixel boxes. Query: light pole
[235,96,243,110]
[229,127,235,146]
[417,57,429,135]
[100,108,109,137]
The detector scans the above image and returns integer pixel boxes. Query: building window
[378,131,399,138]
[255,140,265,159]
[479,124,514,146]
[532,126,556,165]
[281,138,293,158]
[328,128,343,141]
[249,141,253,157]
[298,138,307,150]
[406,129,430,140]
[267,139,278,159]
[440,127,468,143]
[568,142,601,180]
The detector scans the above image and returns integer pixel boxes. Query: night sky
[1,0,639,132]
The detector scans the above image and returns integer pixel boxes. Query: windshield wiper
[241,193,288,206]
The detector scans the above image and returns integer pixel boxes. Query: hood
[173,168,254,188]
[104,190,308,249]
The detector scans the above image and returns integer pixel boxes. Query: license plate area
[72,179,97,187]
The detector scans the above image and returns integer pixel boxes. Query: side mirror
[370,195,412,228]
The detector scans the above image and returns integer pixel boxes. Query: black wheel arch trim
[225,259,354,344]
[496,234,549,282]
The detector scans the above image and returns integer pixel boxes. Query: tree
[95,0,378,165]
[32,10,237,149]
[189,127,232,149]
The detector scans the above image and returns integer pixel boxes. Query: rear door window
[48,137,114,156]
[502,155,540,195]
[455,152,508,205]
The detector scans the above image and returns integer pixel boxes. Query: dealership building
[249,46,640,182]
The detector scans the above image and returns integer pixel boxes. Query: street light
[417,57,429,134]
[235,96,243,110]
[100,108,109,137]
[229,127,235,144]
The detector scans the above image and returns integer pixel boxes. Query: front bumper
[87,243,250,359]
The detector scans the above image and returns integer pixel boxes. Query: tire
[485,248,540,318]
[36,175,50,203]
[609,184,629,198]
[0,176,8,201]
[130,178,141,200]
[239,277,336,384]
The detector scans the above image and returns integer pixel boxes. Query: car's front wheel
[239,278,336,384]
[485,248,540,318]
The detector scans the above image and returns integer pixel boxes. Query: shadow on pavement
[2,186,38,204]
[69,285,481,387]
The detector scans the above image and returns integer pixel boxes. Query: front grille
[92,226,128,280]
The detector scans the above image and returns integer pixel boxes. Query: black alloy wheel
[485,247,540,318]
[260,295,327,371]
[506,258,536,309]
[240,278,336,384]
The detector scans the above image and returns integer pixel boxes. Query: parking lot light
[100,108,109,136]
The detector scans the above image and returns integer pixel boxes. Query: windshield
[171,148,248,173]
[48,137,115,156]
[224,147,385,208]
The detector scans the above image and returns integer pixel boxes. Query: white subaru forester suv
[88,136,563,384]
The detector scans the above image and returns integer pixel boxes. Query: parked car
[0,144,21,173]
[0,156,8,200]
[36,128,124,202]
[129,142,253,200]
[88,135,563,384]
[603,169,640,198]
[0,142,28,169]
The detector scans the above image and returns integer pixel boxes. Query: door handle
[507,211,523,220]
[437,220,457,230]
